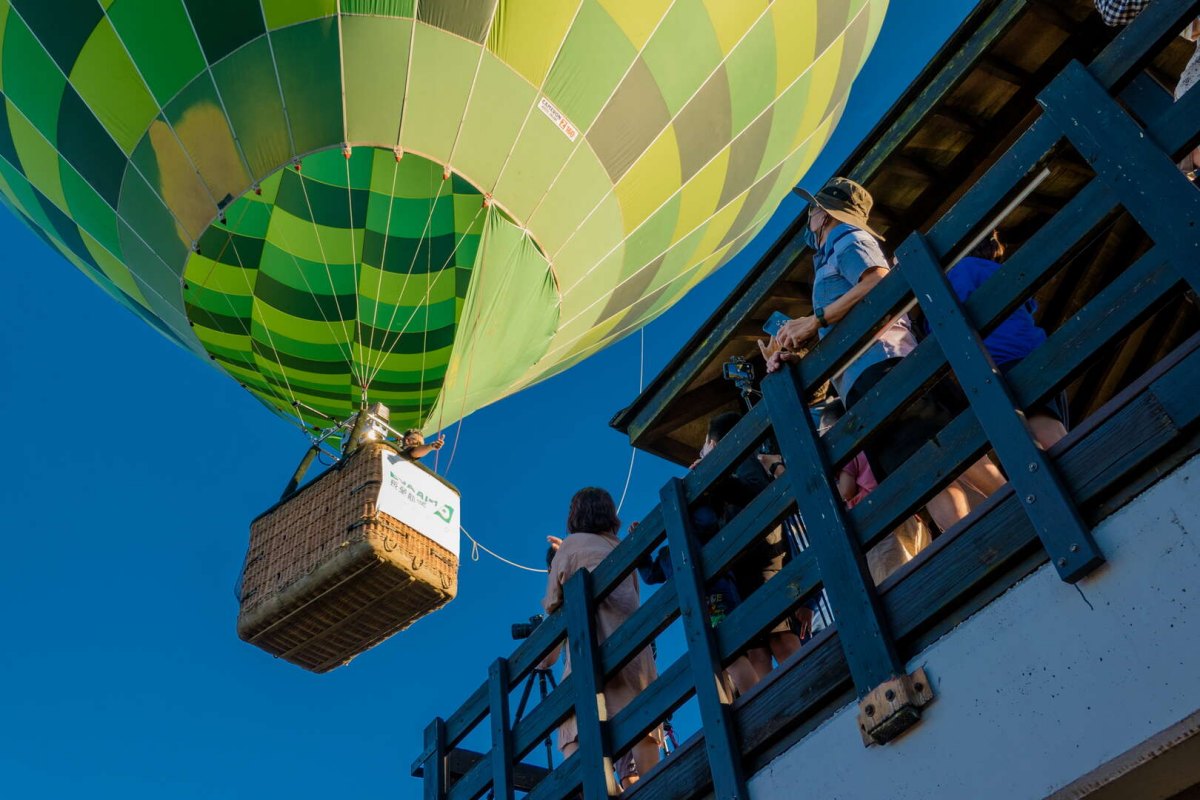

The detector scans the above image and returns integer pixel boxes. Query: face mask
[802,225,819,251]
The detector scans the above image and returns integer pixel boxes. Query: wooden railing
[414,3,1200,798]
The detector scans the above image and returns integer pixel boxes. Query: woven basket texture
[237,442,458,672]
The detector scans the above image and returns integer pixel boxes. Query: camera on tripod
[511,613,545,640]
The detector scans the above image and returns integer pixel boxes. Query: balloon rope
[615,327,645,515]
[461,525,548,574]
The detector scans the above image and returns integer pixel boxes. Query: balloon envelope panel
[0,0,886,433]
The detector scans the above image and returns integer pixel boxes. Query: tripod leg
[537,671,556,772]
[511,670,537,725]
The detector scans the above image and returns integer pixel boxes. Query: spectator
[944,231,1068,448]
[823,401,934,584]
[700,412,804,678]
[539,488,659,789]
[762,177,1002,533]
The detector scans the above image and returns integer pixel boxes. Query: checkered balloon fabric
[0,0,886,434]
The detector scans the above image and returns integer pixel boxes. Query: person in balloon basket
[539,488,661,789]
[760,177,1004,534]
[400,428,445,460]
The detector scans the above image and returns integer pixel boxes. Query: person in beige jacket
[540,487,660,789]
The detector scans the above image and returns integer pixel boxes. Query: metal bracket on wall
[857,666,935,746]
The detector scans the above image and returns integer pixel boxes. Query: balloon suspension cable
[615,328,645,515]
[461,525,548,574]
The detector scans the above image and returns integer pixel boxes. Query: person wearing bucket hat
[761,177,1000,535]
[762,176,915,399]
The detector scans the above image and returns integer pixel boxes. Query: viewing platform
[414,1,1200,797]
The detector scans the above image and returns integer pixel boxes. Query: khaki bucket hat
[792,177,884,241]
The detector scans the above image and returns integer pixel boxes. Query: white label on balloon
[538,96,579,142]
[377,452,461,557]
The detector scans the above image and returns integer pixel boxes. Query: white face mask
[699,438,716,459]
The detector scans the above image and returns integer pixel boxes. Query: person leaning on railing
[760,177,1002,533]
[538,487,661,789]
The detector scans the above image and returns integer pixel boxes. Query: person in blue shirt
[762,176,1003,533]
[946,230,1067,449]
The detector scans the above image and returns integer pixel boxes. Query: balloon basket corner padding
[236,442,458,673]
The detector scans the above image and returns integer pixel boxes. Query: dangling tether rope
[615,327,645,515]
[461,525,548,573]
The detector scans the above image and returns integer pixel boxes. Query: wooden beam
[977,54,1033,86]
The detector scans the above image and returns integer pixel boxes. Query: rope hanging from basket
[461,525,548,573]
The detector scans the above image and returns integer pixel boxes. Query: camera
[722,356,754,383]
[511,613,545,640]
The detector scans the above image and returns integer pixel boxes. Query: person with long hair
[539,488,660,789]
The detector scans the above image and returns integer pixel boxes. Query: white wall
[750,455,1200,800]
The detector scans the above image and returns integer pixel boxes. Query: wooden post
[423,717,447,800]
[563,570,618,799]
[488,658,515,800]
[661,478,749,799]
[899,231,1105,582]
[1039,61,1200,295]
[761,369,904,690]
[761,367,932,744]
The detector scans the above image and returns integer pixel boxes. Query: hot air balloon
[0,0,887,670]
[0,0,886,437]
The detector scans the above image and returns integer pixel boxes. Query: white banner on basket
[377,452,460,557]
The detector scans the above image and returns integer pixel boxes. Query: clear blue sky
[0,3,974,796]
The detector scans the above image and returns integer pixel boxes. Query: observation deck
[414,1,1200,797]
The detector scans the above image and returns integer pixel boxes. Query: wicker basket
[237,442,459,672]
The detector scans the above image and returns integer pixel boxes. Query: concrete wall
[749,455,1200,800]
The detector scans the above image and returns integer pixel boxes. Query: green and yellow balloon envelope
[0,0,886,435]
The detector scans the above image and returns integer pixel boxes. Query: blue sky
[0,3,974,796]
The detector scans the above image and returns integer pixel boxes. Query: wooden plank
[607,659,691,763]
[926,117,1061,258]
[1148,74,1200,161]
[1040,61,1200,295]
[416,748,548,794]
[1087,0,1200,90]
[590,507,665,602]
[423,718,447,800]
[511,674,575,766]
[489,659,515,800]
[681,402,770,502]
[762,366,904,693]
[564,571,617,799]
[524,755,580,800]
[715,550,820,664]
[900,232,1104,581]
[1119,71,1175,128]
[701,478,792,578]
[661,478,749,799]
[596,584,678,690]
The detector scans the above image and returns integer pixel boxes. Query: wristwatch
[769,460,785,477]
[814,306,829,327]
